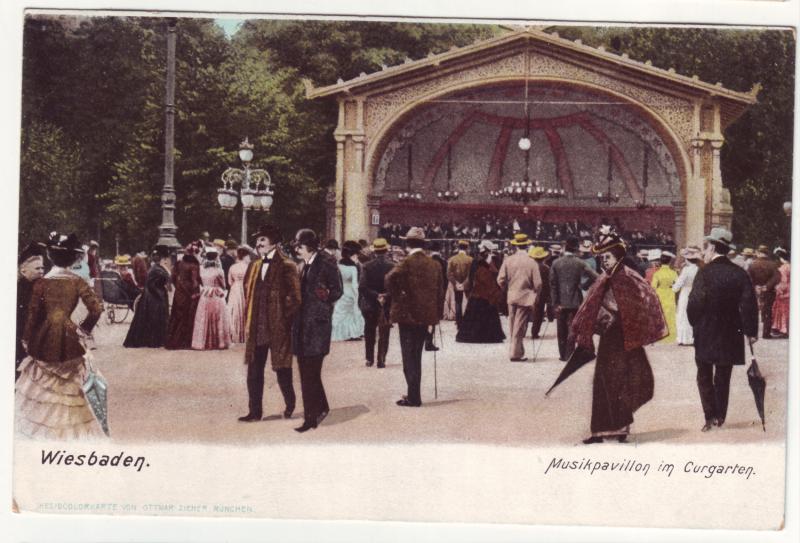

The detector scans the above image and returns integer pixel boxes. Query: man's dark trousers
[363,311,390,366]
[759,290,776,337]
[298,355,328,422]
[454,290,464,328]
[247,344,295,417]
[695,360,733,423]
[399,324,427,405]
[556,308,578,360]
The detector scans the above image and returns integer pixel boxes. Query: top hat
[528,246,549,260]
[402,227,426,241]
[704,227,733,249]
[371,238,389,252]
[251,224,282,243]
[510,233,532,246]
[46,232,85,254]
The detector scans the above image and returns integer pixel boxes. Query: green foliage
[553,26,795,247]
[18,18,794,255]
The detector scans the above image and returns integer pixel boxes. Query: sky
[215,18,245,38]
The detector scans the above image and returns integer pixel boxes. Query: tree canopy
[18,17,794,255]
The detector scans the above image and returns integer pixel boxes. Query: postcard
[5,1,798,541]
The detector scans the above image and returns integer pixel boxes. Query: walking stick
[431,328,442,400]
[532,318,550,363]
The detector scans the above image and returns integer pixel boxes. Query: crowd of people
[377,215,676,251]
[14,219,790,443]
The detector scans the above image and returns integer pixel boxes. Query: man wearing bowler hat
[238,224,301,423]
[687,227,758,431]
[386,227,444,407]
[291,228,343,431]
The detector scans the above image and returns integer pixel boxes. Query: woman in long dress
[192,248,232,350]
[124,246,171,348]
[165,245,201,350]
[672,246,701,346]
[331,241,365,341]
[456,241,505,343]
[771,247,790,337]
[227,247,251,344]
[570,226,668,444]
[16,232,106,440]
[651,252,678,343]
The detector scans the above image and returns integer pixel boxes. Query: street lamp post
[218,138,274,244]
[156,18,181,249]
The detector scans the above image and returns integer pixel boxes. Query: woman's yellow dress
[651,264,678,343]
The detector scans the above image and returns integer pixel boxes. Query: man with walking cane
[386,227,445,407]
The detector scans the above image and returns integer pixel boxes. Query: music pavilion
[305,27,759,247]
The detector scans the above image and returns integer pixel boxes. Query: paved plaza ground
[92,313,788,447]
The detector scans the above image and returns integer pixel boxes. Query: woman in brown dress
[570,226,668,444]
[16,232,105,440]
[165,243,201,350]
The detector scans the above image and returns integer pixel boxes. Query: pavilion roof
[305,27,758,124]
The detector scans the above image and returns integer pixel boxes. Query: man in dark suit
[291,229,343,432]
[688,227,758,432]
[386,227,445,407]
[238,225,300,423]
[358,238,395,368]
[550,237,599,361]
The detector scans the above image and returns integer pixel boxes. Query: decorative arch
[365,76,692,204]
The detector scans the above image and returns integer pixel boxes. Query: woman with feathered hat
[456,240,505,344]
[165,242,201,350]
[570,226,668,444]
[16,232,105,439]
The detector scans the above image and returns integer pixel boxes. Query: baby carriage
[98,270,139,324]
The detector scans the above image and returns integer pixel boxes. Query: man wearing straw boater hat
[386,227,444,407]
[358,238,395,368]
[497,233,542,361]
[687,227,758,432]
[446,239,472,329]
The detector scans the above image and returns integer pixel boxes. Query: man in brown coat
[497,233,542,361]
[386,227,445,407]
[446,240,472,328]
[238,224,301,422]
[747,244,781,339]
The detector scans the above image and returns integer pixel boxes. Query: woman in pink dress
[226,247,251,343]
[771,247,790,338]
[192,247,232,350]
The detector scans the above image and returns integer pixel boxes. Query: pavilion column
[709,138,733,231]
[686,138,707,245]
[333,135,346,243]
[344,134,369,241]
[671,200,687,249]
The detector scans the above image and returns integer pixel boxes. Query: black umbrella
[545,344,596,396]
[746,341,766,432]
